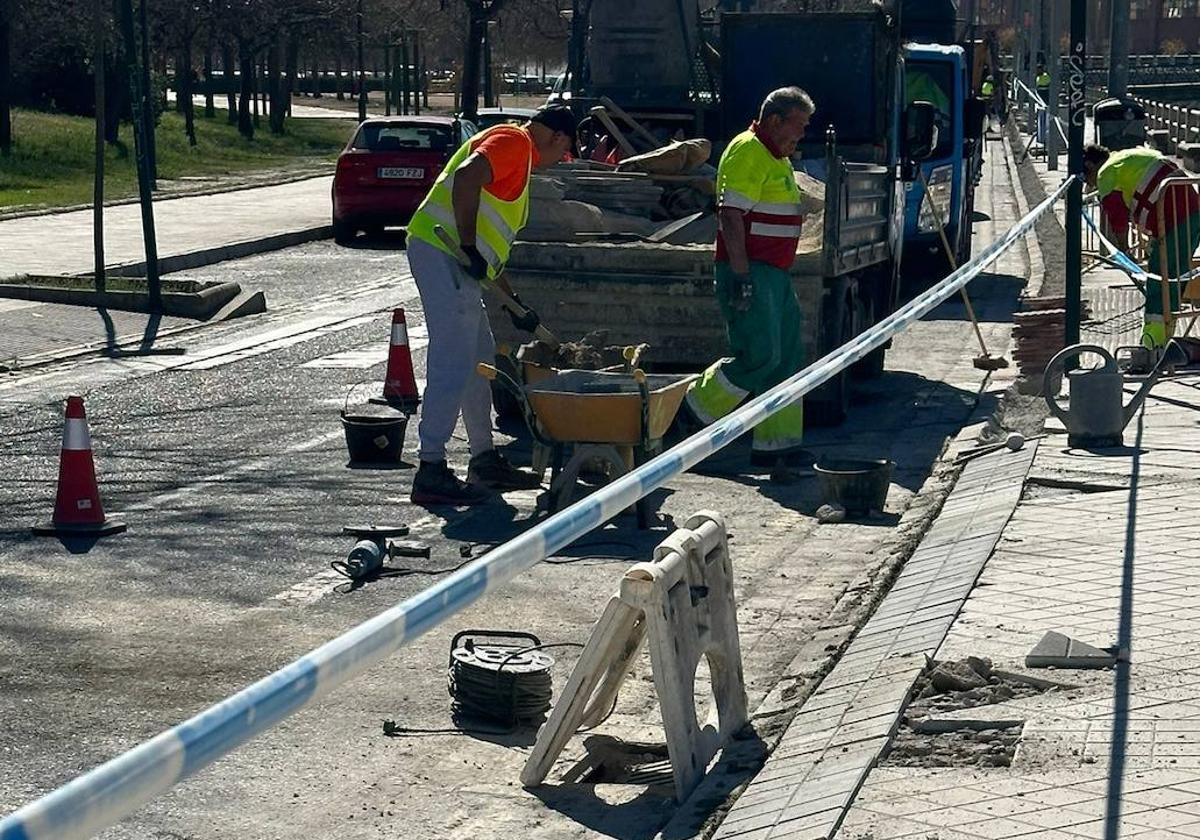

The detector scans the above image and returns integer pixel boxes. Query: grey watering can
[1044,343,1164,448]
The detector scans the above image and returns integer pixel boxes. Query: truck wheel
[807,293,853,427]
[851,295,886,380]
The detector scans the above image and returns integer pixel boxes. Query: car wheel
[333,218,355,246]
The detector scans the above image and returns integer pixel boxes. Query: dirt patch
[517,331,640,370]
[881,657,1063,768]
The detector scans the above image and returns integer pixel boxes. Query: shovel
[432,224,561,349]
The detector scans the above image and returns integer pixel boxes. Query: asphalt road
[0,134,1029,839]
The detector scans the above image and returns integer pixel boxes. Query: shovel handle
[432,225,561,349]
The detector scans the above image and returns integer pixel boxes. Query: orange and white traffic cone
[32,396,126,538]
[377,308,420,412]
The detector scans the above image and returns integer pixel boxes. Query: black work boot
[410,460,491,506]
[467,450,543,491]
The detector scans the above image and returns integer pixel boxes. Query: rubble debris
[616,139,712,175]
[649,212,718,246]
[881,657,1063,768]
[816,503,847,524]
[517,332,638,371]
[882,721,1023,768]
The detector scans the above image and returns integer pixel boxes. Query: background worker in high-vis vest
[405,105,577,506]
[683,87,815,474]
[1085,144,1200,351]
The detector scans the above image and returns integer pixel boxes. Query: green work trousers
[1143,210,1200,349]
[685,261,806,456]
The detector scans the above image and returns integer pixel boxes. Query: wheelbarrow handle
[476,363,553,447]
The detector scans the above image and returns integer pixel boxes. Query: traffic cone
[32,396,126,538]
[376,308,420,412]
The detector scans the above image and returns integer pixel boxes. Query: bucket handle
[1043,343,1116,426]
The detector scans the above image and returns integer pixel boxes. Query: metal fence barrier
[0,175,1076,840]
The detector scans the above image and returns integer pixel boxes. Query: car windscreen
[352,123,453,152]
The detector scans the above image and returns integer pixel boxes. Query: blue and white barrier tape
[1014,78,1049,111]
[0,175,1075,840]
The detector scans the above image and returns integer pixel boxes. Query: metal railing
[0,176,1076,840]
[1132,95,1200,154]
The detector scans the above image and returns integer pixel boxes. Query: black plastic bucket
[814,458,894,515]
[341,412,408,463]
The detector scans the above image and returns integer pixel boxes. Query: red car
[331,116,478,244]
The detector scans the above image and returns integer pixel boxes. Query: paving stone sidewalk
[824,347,1200,840]
[0,175,332,280]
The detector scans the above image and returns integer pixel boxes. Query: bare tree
[0,0,13,156]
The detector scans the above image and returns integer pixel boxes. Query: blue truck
[898,0,988,281]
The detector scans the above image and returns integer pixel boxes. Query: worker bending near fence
[683,86,814,473]
[1085,144,1200,351]
[405,106,577,505]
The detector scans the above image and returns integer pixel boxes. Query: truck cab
[901,43,985,277]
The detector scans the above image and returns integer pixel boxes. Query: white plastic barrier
[0,175,1075,840]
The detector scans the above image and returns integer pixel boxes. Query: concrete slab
[1025,630,1117,670]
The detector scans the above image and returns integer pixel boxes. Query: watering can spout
[1121,341,1180,424]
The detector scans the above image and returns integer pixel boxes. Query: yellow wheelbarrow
[476,361,696,529]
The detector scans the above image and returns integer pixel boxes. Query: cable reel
[447,630,556,728]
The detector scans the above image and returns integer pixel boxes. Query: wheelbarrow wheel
[491,353,524,425]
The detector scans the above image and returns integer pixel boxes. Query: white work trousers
[409,238,496,463]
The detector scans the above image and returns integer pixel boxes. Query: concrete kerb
[0,225,329,372]
[658,407,997,840]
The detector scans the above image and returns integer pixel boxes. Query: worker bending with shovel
[405,105,577,505]
[1085,144,1200,355]
[682,87,814,476]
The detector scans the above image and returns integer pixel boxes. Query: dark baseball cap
[530,105,578,143]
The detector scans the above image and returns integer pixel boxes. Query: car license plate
[378,167,424,180]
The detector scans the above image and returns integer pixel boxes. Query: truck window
[905,62,955,158]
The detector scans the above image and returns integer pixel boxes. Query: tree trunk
[0,0,11,157]
[460,10,485,119]
[222,42,237,123]
[268,34,285,135]
[180,42,196,145]
[137,0,156,188]
[400,36,410,116]
[384,45,391,115]
[285,34,297,118]
[252,56,260,126]
[412,32,421,115]
[311,58,321,97]
[203,46,214,117]
[104,55,122,145]
[237,41,254,138]
[93,0,106,289]
[335,52,344,100]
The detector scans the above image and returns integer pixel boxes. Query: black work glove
[728,271,754,312]
[506,298,542,334]
[461,244,489,281]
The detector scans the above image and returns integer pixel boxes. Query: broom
[917,168,1010,371]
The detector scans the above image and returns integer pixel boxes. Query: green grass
[0,107,357,211]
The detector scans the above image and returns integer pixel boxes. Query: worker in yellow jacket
[1085,144,1200,350]
[683,87,814,474]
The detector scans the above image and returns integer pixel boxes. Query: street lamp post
[1065,0,1086,346]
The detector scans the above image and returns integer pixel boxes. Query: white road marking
[299,323,430,370]
[174,315,378,371]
